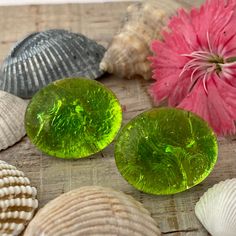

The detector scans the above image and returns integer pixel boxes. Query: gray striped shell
[24,186,161,236]
[0,160,38,236]
[0,91,27,151]
[0,29,106,98]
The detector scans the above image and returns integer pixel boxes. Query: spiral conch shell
[0,91,27,151]
[0,160,38,235]
[100,0,181,80]
[195,179,236,236]
[24,186,161,236]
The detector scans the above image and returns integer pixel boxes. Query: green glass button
[115,108,218,195]
[25,78,122,159]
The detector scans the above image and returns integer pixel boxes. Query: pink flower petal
[178,75,236,135]
[150,0,236,135]
[149,75,178,105]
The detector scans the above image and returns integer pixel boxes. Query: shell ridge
[45,41,65,79]
[27,57,41,95]
[195,178,236,236]
[0,124,11,150]
[0,101,19,140]
[24,186,160,236]
[58,218,155,236]
[9,32,39,58]
[41,198,157,234]
[24,59,34,95]
[37,197,120,228]
[19,60,29,98]
[222,186,236,227]
[67,39,89,71]
[47,39,71,78]
[0,185,37,199]
[0,169,25,179]
[51,40,75,76]
[33,50,52,86]
[0,176,30,188]
[11,63,18,96]
[5,63,12,94]
[72,36,105,79]
[30,53,47,88]
[0,161,38,235]
[16,62,26,97]
[40,49,57,84]
[43,46,61,78]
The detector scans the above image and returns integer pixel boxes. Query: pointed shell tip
[100,61,108,72]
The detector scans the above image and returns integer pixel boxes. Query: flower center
[180,50,226,93]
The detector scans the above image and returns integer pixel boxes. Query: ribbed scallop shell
[0,29,106,98]
[0,160,38,236]
[195,179,236,236]
[100,0,181,80]
[24,186,161,236]
[0,91,27,151]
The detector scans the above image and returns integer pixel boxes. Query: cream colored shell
[0,160,38,236]
[100,0,181,80]
[195,179,236,236]
[0,91,27,151]
[24,186,161,236]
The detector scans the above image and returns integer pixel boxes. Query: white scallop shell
[195,178,236,236]
[0,91,27,151]
[0,160,38,236]
[24,186,161,236]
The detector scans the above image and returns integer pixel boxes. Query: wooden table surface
[1,1,234,235]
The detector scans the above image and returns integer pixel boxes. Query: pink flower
[149,0,236,136]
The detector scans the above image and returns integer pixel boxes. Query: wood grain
[1,1,233,235]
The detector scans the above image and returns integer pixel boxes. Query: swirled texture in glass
[25,78,122,159]
[115,108,218,195]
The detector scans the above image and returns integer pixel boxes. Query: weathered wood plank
[1,1,232,235]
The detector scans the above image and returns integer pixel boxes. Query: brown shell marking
[24,186,161,236]
[100,0,181,80]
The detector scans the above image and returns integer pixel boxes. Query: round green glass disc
[115,108,218,195]
[25,78,122,159]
